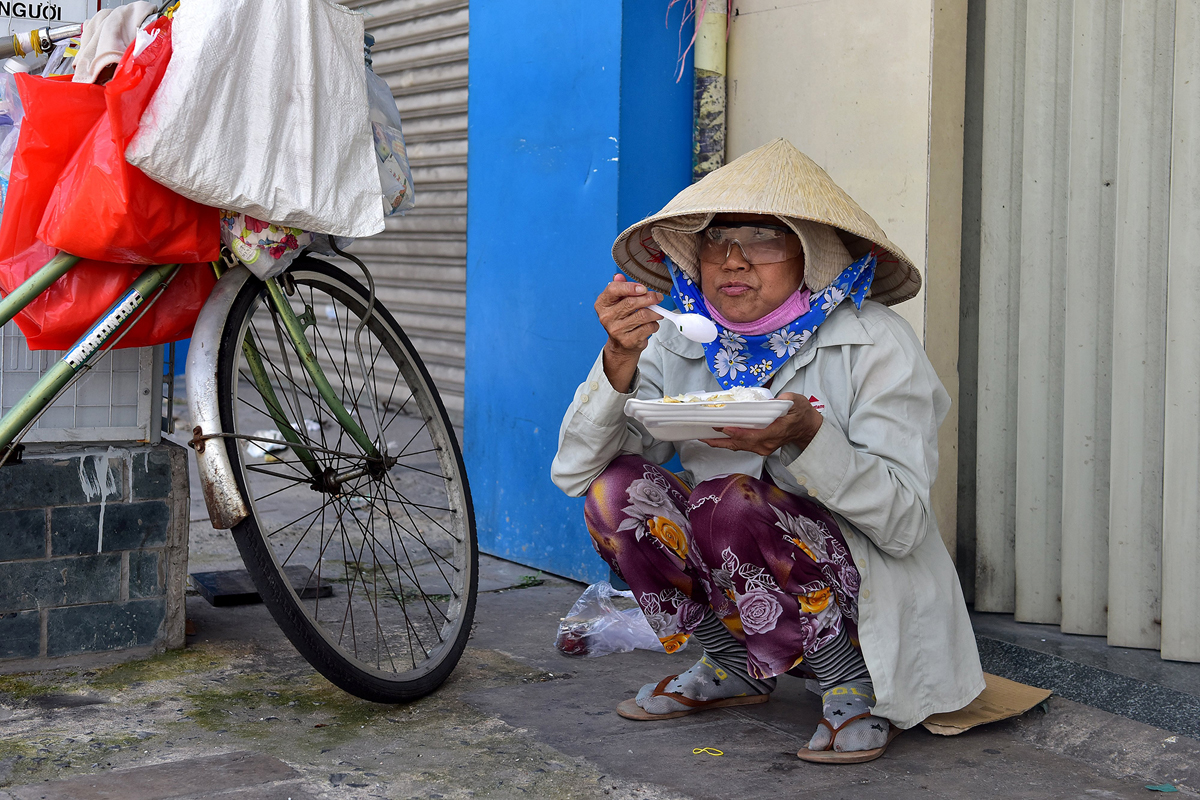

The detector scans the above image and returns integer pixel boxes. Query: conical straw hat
[611,138,920,306]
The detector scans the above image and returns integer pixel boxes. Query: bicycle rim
[216,257,477,702]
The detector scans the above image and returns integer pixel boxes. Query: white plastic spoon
[649,304,719,344]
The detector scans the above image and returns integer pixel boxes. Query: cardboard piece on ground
[921,673,1052,736]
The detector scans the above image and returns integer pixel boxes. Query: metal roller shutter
[971,0,1200,662]
[341,0,468,423]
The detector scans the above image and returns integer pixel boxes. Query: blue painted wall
[466,2,692,580]
[617,2,695,232]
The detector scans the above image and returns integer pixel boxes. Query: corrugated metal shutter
[342,0,468,422]
[973,0,1200,662]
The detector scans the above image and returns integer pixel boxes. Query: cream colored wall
[727,0,967,557]
[927,1,968,563]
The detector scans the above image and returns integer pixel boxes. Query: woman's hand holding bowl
[596,274,663,393]
[701,391,824,455]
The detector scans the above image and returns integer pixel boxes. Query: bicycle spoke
[252,480,309,504]
[394,418,432,459]
[367,505,397,672]
[248,320,317,424]
[383,471,462,544]
[262,503,326,537]
[377,476,459,599]
[243,466,315,488]
[338,507,394,668]
[344,500,445,651]
[347,497,452,624]
[390,462,453,481]
[279,497,331,567]
[380,381,420,433]
[339,504,418,669]
[395,446,439,459]
[334,512,361,653]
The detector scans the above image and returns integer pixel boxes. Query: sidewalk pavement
[1,544,1199,799]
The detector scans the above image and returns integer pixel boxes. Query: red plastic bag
[39,16,219,264]
[0,72,215,351]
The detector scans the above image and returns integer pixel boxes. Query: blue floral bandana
[667,252,877,390]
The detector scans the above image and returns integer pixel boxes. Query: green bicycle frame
[260,277,381,462]
[0,254,381,478]
[238,333,324,480]
[0,260,179,452]
[208,275,383,485]
[0,252,81,329]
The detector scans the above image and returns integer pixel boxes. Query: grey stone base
[0,442,189,668]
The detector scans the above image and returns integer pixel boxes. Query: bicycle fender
[187,265,253,529]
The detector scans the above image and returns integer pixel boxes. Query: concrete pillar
[0,442,189,668]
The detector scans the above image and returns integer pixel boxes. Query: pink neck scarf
[707,288,812,335]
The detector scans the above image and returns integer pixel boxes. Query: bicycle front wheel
[216,257,477,702]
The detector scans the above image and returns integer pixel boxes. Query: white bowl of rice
[624,388,794,442]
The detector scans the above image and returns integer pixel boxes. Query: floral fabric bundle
[220,211,314,279]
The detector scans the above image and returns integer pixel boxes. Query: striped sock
[691,610,776,696]
[803,627,870,690]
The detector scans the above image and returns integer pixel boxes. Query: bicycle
[0,21,478,704]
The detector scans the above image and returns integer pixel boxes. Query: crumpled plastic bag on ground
[125,0,383,238]
[555,581,671,657]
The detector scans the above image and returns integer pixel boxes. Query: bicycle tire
[216,256,478,703]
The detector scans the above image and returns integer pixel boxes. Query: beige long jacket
[550,300,984,729]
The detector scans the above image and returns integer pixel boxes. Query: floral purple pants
[585,454,861,680]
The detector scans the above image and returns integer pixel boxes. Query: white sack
[126,0,384,238]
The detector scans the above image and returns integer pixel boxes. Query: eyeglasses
[699,224,802,266]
